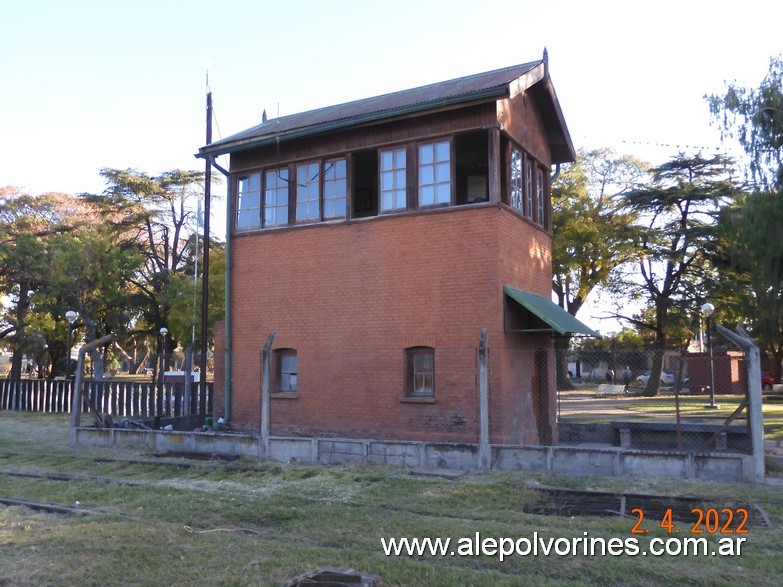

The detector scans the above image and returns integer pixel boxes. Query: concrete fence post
[260,331,276,459]
[69,334,116,444]
[716,324,764,483]
[478,328,490,470]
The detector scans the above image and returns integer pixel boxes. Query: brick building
[199,52,595,449]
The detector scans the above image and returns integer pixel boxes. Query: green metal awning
[503,285,599,336]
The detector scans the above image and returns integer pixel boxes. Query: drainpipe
[210,157,233,424]
[550,163,561,184]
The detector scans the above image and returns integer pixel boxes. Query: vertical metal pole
[707,317,716,408]
[66,324,72,380]
[478,328,490,470]
[200,89,212,415]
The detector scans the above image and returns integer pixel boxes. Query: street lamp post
[65,311,78,379]
[158,327,168,421]
[160,327,169,374]
[701,302,719,409]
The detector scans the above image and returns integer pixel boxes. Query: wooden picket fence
[0,378,212,419]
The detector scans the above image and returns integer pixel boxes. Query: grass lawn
[1,412,783,586]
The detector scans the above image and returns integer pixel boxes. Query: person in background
[622,366,632,389]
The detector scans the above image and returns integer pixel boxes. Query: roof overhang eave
[196,87,510,160]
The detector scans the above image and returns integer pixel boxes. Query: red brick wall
[489,208,557,445]
[222,204,555,445]
[212,321,225,420]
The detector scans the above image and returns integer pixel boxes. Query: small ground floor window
[406,347,434,397]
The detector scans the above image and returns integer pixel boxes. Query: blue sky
[2,0,782,330]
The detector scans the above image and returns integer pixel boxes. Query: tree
[43,228,143,378]
[551,148,645,388]
[82,169,211,367]
[717,191,783,381]
[622,154,739,395]
[707,55,783,191]
[0,188,90,378]
[708,56,783,379]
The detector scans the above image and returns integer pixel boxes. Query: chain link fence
[556,347,763,454]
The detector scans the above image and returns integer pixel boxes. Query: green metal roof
[503,286,598,337]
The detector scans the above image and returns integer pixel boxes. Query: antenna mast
[199,61,213,414]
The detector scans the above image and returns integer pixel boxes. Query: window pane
[420,186,434,206]
[436,183,451,204]
[326,198,346,218]
[436,162,450,183]
[279,351,297,392]
[419,144,433,164]
[379,149,406,212]
[323,158,346,219]
[408,348,434,396]
[435,141,449,161]
[265,169,288,227]
[418,140,450,208]
[420,165,434,185]
[236,172,262,230]
[510,147,523,212]
[296,162,320,222]
[536,167,545,226]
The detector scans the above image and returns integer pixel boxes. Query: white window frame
[418,140,451,208]
[379,147,407,213]
[264,168,289,227]
[236,173,262,231]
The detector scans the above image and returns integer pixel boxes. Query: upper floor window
[406,346,434,397]
[510,147,523,213]
[525,157,534,219]
[380,148,407,212]
[418,141,451,207]
[265,169,289,227]
[236,173,261,231]
[536,167,545,227]
[296,162,320,222]
[323,159,347,219]
[276,349,298,393]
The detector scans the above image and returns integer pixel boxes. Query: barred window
[406,347,434,397]
[276,349,297,393]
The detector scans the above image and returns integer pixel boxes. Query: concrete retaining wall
[73,427,754,483]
